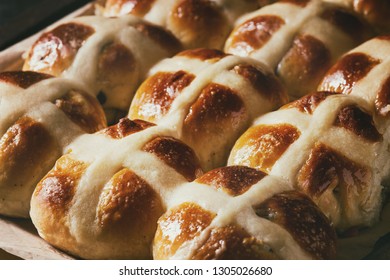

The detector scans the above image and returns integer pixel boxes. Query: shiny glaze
[255,190,337,259]
[24,23,95,75]
[154,202,215,259]
[169,0,228,48]
[34,156,87,213]
[282,91,337,114]
[142,137,203,182]
[228,15,285,55]
[0,71,52,89]
[353,0,390,32]
[230,124,301,173]
[320,53,380,94]
[334,105,382,142]
[183,83,245,136]
[105,0,156,16]
[129,71,195,122]
[0,117,58,191]
[191,224,278,260]
[102,118,155,139]
[231,63,288,105]
[177,48,228,62]
[196,166,266,196]
[297,143,370,199]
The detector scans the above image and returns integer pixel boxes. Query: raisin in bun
[30,118,202,259]
[153,166,337,260]
[224,0,374,99]
[129,48,288,171]
[229,92,385,232]
[23,15,181,123]
[0,71,106,218]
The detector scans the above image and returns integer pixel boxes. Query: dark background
[0,0,92,50]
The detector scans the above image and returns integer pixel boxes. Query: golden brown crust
[254,190,337,259]
[129,71,195,122]
[196,166,266,196]
[279,0,310,6]
[183,83,246,139]
[191,225,279,260]
[104,0,156,16]
[319,53,381,94]
[334,105,382,142]
[154,202,215,259]
[230,63,288,106]
[97,42,137,109]
[278,35,332,95]
[168,0,229,49]
[297,143,371,199]
[182,83,248,169]
[0,71,52,89]
[142,136,203,182]
[0,117,59,208]
[102,118,155,139]
[96,168,164,259]
[282,91,337,114]
[134,22,182,54]
[177,48,229,62]
[32,155,87,255]
[228,15,285,55]
[229,124,301,173]
[54,90,107,133]
[320,6,373,44]
[353,0,390,33]
[23,23,95,75]
[34,156,86,213]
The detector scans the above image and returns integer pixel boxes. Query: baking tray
[0,0,389,260]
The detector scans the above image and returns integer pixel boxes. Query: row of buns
[1,0,390,259]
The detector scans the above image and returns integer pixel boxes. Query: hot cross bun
[23,15,181,123]
[229,92,385,232]
[100,0,271,49]
[30,118,202,259]
[0,71,106,217]
[153,165,337,259]
[129,48,288,171]
[224,0,374,99]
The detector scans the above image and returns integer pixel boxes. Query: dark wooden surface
[0,0,92,51]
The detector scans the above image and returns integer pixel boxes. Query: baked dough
[23,15,181,123]
[224,0,374,99]
[0,71,106,218]
[129,48,288,170]
[229,92,385,232]
[324,0,390,33]
[101,0,268,49]
[153,165,336,260]
[30,118,202,259]
[319,36,390,184]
